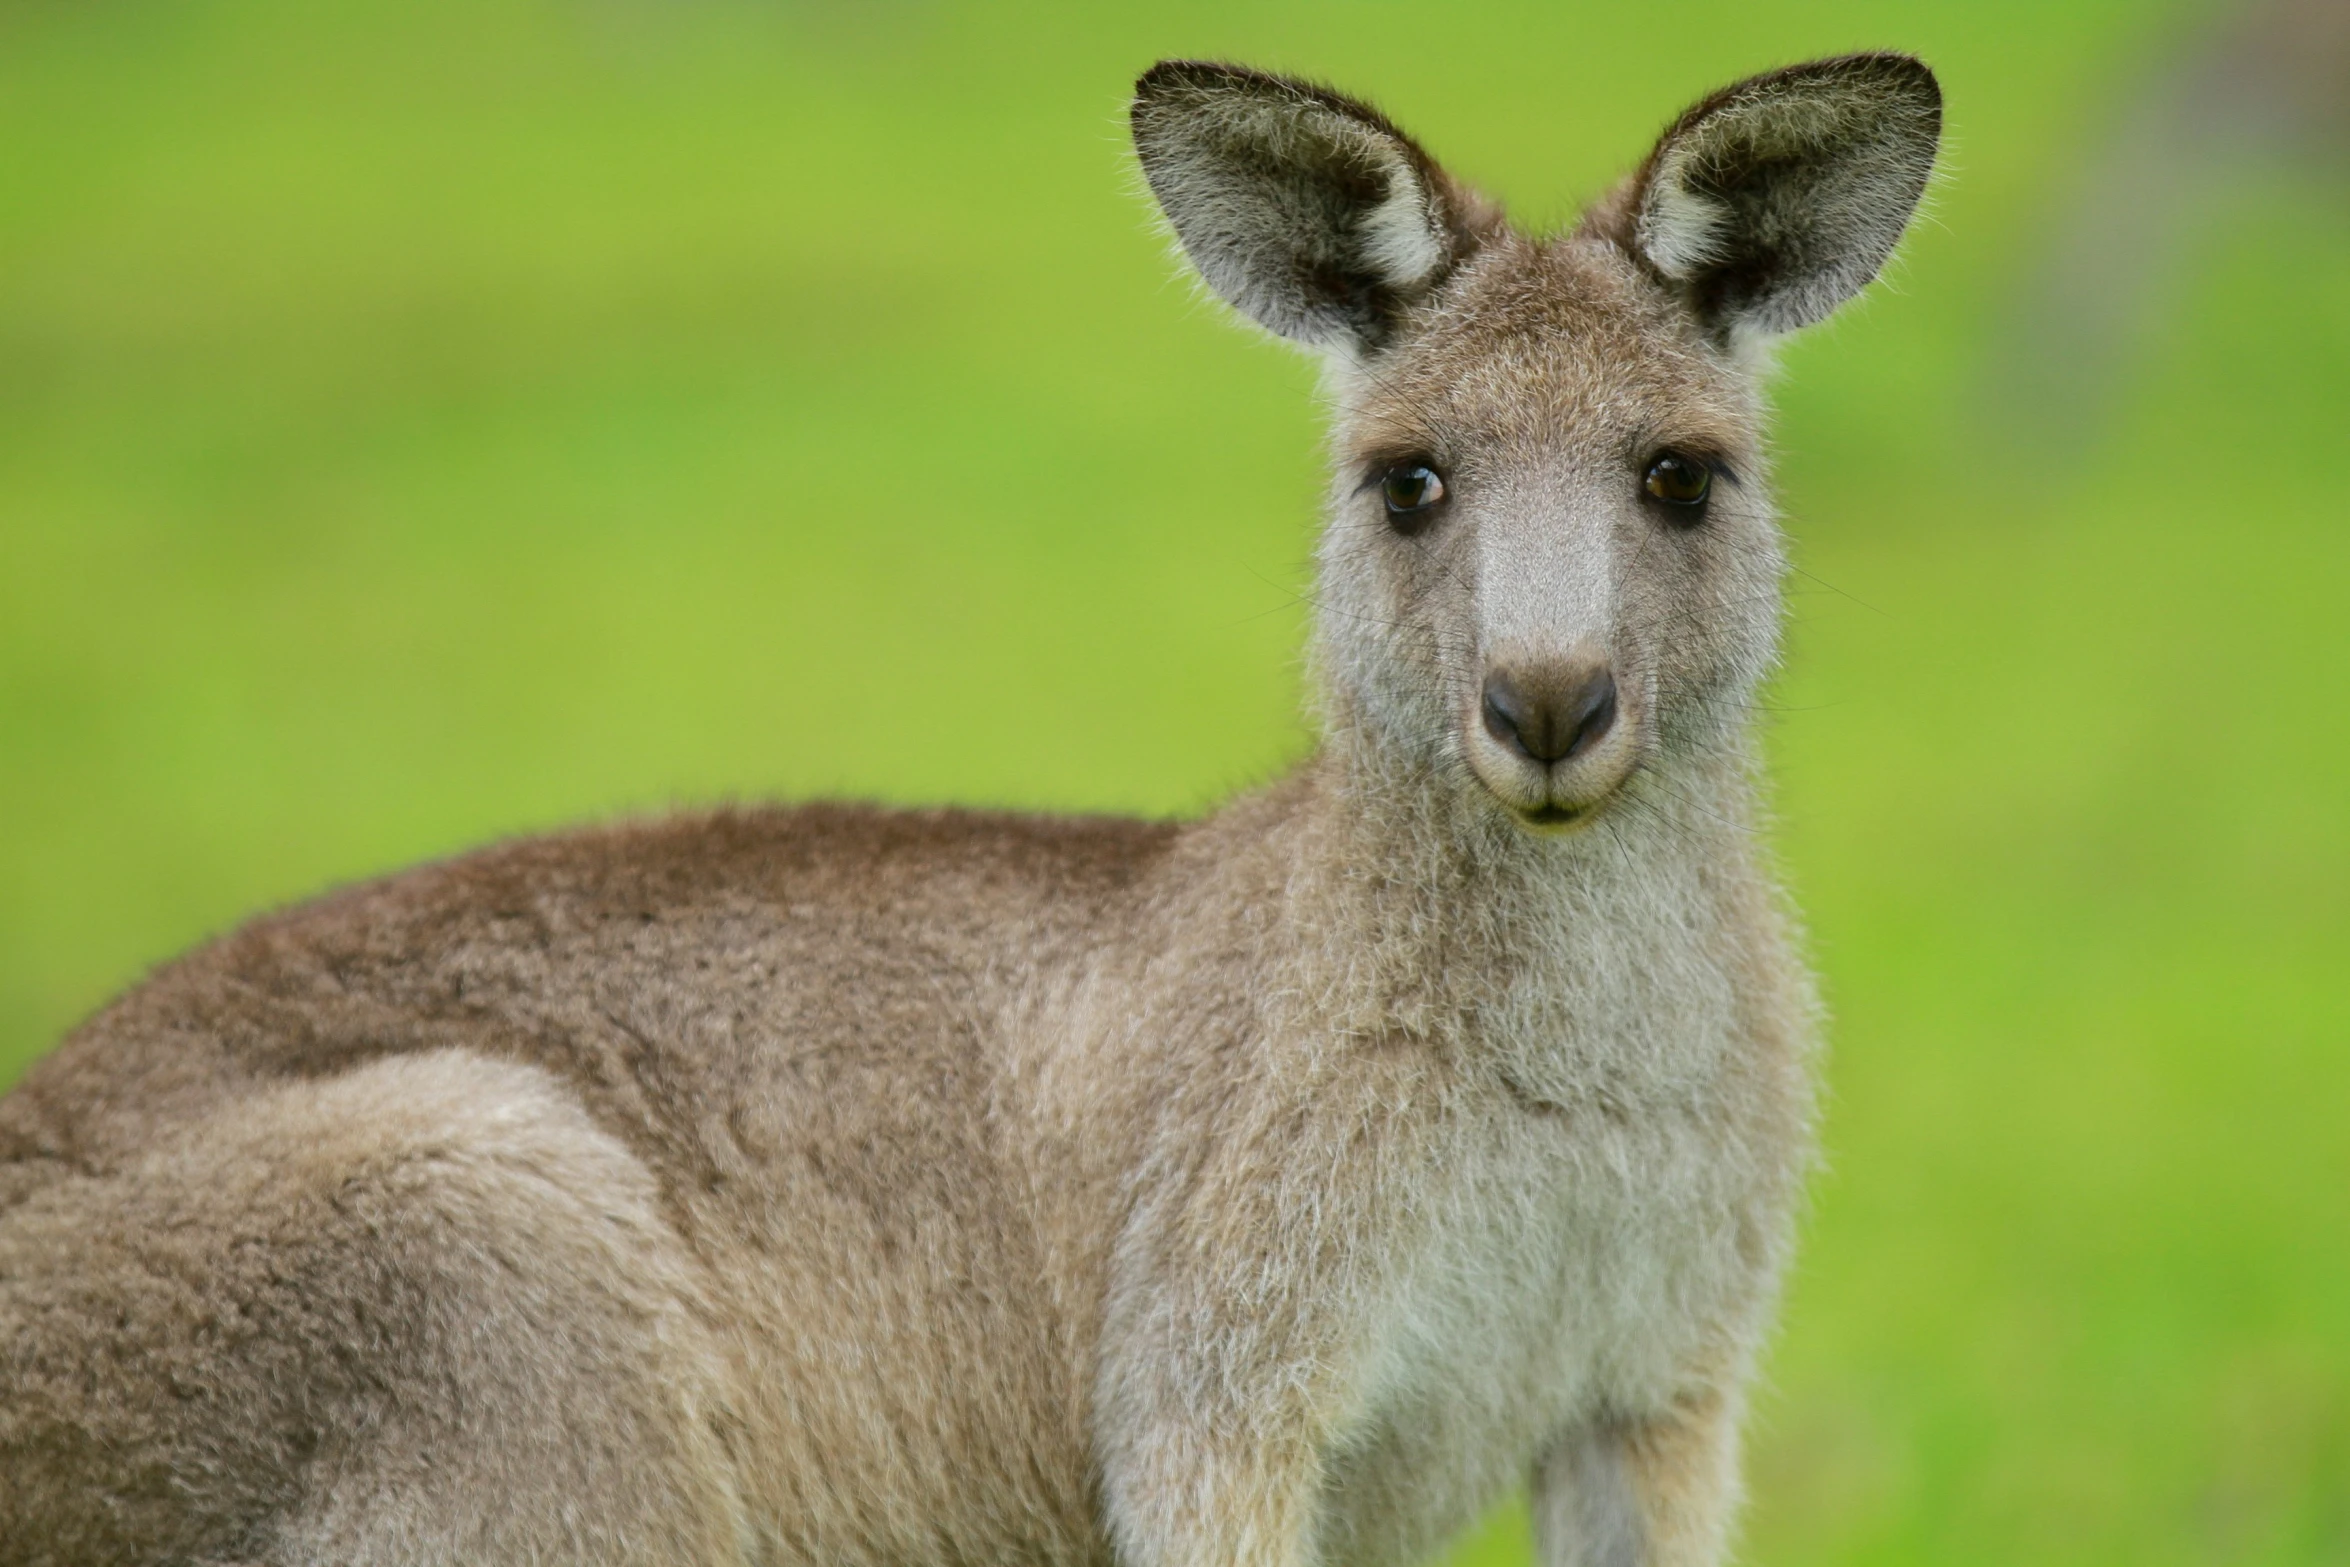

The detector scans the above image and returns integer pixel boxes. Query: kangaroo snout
[1467,653,1638,826]
[1480,663,1617,765]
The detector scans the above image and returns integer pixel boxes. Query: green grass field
[3,0,2345,1560]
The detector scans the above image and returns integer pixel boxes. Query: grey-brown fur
[0,54,1940,1567]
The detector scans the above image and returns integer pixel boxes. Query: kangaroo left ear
[1619,53,1941,342]
[1131,60,1490,358]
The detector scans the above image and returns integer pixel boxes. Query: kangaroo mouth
[1461,680,1642,834]
[1506,797,1607,836]
[1466,753,1639,834]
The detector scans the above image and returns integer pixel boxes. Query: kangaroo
[0,53,1940,1567]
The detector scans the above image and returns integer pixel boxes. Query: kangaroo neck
[1257,715,1758,1052]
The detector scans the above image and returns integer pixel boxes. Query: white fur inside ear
[1356,147,1445,290]
[1634,140,1727,280]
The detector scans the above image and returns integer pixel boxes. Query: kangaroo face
[1133,57,1938,831]
[1317,236,1780,828]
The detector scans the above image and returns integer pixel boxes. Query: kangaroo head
[1133,56,1939,832]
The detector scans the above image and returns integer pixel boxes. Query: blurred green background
[2,0,2344,1560]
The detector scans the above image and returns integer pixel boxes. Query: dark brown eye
[1381,464,1447,532]
[1643,453,1712,512]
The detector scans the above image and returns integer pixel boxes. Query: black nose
[1481,665,1617,765]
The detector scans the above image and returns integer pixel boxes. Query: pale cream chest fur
[1316,824,1812,1567]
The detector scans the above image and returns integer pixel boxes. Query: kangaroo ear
[1623,53,1941,341]
[1131,60,1486,357]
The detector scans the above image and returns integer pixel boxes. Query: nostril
[1481,671,1534,759]
[1559,670,1617,761]
[1480,667,1617,765]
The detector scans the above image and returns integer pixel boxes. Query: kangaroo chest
[1315,914,1791,1567]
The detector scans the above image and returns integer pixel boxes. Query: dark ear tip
[1133,58,1272,104]
[1735,50,1941,111]
[1650,51,1942,174]
[1813,50,1942,112]
[1133,58,1203,97]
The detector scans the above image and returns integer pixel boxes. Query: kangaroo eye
[1642,453,1712,511]
[1381,464,1447,532]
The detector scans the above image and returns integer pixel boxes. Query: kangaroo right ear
[1622,53,1942,342]
[1131,60,1486,358]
